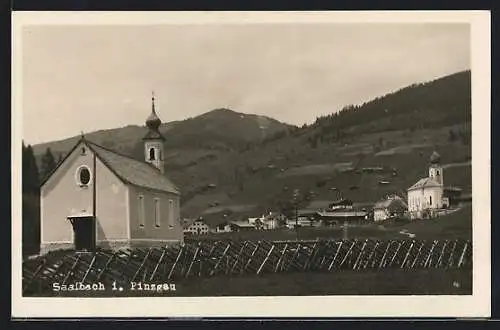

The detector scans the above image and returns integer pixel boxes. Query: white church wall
[40,143,129,249]
[128,185,183,244]
[407,186,443,219]
[40,144,127,246]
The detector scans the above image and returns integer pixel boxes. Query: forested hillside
[25,70,472,243]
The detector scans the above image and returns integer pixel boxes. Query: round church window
[76,166,92,186]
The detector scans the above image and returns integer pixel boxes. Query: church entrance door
[68,215,95,252]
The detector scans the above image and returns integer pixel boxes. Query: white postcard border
[11,10,491,318]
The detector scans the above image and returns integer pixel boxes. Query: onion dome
[429,151,441,164]
[146,92,162,131]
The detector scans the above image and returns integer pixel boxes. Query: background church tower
[143,92,165,173]
[428,151,443,185]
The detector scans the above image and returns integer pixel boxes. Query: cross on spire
[152,90,156,113]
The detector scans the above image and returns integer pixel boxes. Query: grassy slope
[30,71,472,224]
[177,71,471,219]
[181,124,471,221]
[395,203,473,239]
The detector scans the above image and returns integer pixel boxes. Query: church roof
[407,177,442,191]
[86,140,179,194]
[40,137,179,195]
[142,129,166,141]
[373,196,408,210]
[146,93,162,131]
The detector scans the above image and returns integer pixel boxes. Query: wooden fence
[22,239,471,295]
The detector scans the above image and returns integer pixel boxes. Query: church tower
[143,92,165,173]
[428,151,443,185]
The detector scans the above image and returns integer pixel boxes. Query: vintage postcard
[12,11,491,318]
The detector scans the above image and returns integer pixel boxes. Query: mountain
[172,71,472,222]
[30,70,472,226]
[160,108,292,151]
[32,108,293,161]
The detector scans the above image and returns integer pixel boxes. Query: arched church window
[437,170,440,176]
[149,148,155,160]
[429,196,432,206]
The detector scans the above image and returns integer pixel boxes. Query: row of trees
[306,71,471,146]
[22,142,41,256]
[22,143,59,256]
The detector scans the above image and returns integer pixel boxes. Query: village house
[247,212,285,230]
[285,216,316,229]
[262,211,285,230]
[407,151,447,219]
[183,218,210,235]
[229,220,256,232]
[315,209,368,226]
[373,195,408,222]
[212,222,232,233]
[40,94,183,254]
[247,216,261,227]
[328,198,354,210]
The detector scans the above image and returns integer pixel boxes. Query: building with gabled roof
[183,218,210,235]
[407,151,445,219]
[373,195,408,222]
[40,93,183,254]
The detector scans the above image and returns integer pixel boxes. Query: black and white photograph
[12,11,490,318]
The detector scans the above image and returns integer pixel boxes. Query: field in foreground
[177,268,472,296]
[37,268,472,297]
[24,238,471,297]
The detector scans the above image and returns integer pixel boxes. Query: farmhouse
[315,210,368,226]
[373,195,408,222]
[229,220,256,232]
[262,212,285,230]
[407,151,447,219]
[212,222,232,233]
[285,217,315,229]
[328,198,354,210]
[40,94,183,254]
[247,212,285,230]
[183,218,210,235]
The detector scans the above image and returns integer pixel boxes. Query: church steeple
[143,91,165,173]
[428,151,443,186]
[146,91,162,131]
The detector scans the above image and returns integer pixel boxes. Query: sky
[21,23,470,145]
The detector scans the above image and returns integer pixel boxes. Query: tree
[448,129,457,142]
[22,143,39,196]
[22,142,41,256]
[22,194,40,256]
[277,199,295,220]
[308,135,319,149]
[40,147,57,181]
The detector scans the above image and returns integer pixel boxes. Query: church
[39,94,183,254]
[407,151,449,220]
